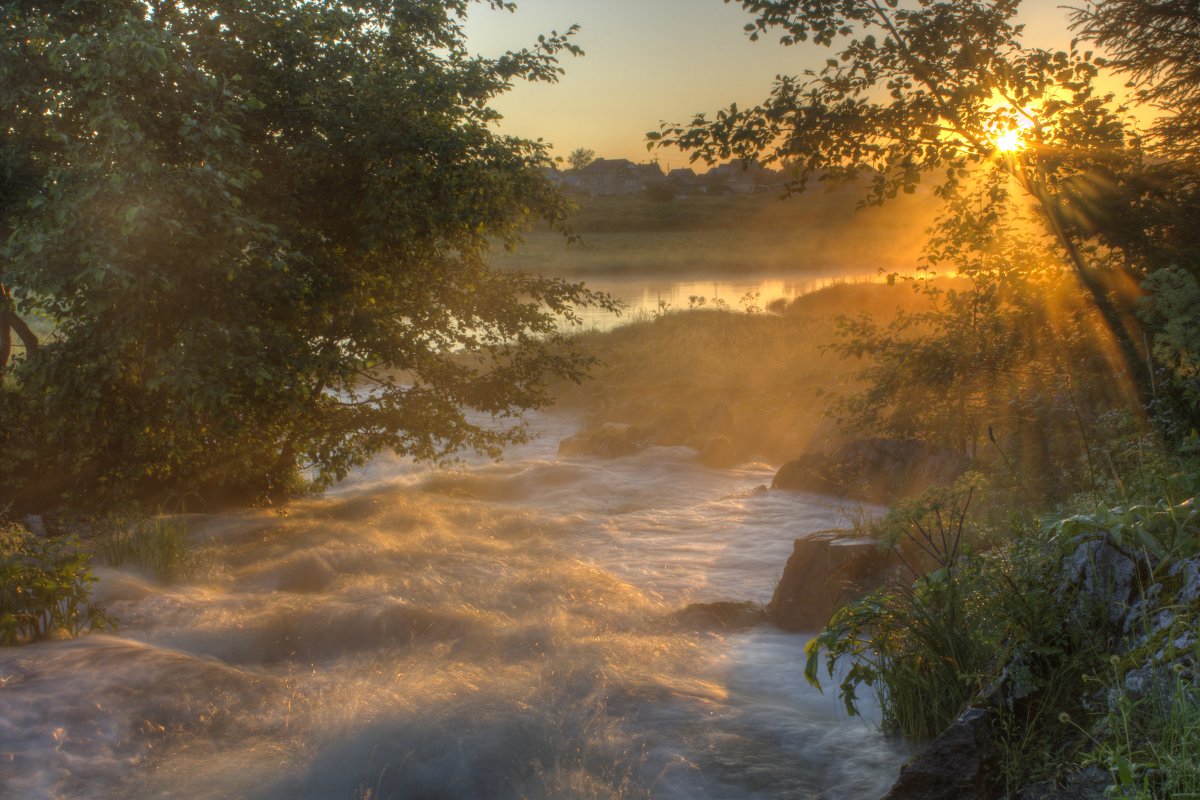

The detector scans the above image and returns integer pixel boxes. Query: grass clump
[95,515,198,582]
[1089,644,1200,798]
[0,520,113,645]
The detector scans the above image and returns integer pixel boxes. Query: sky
[463,0,1083,166]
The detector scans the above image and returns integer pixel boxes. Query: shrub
[804,475,999,739]
[0,522,112,645]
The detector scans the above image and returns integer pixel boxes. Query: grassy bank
[491,191,938,275]
[552,281,939,462]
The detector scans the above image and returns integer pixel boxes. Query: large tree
[0,1,610,509]
[1073,0,1200,168]
[652,0,1159,405]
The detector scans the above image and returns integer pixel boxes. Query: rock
[772,438,969,504]
[765,531,897,632]
[696,435,739,468]
[274,553,336,593]
[1170,556,1200,605]
[673,601,767,631]
[1015,766,1111,800]
[1061,536,1150,630]
[558,423,654,459]
[881,707,1002,800]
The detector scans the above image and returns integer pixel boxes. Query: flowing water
[1,412,907,799]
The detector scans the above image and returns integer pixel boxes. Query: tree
[1072,0,1200,167]
[651,0,1157,404]
[0,1,611,510]
[567,147,596,172]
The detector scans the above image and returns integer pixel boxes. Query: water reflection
[570,270,884,329]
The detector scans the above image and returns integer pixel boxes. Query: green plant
[95,515,198,582]
[1051,497,1200,561]
[1066,636,1200,799]
[0,522,113,645]
[804,475,997,739]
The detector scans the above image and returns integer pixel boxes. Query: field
[490,189,940,276]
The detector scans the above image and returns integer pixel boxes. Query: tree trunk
[1024,178,1154,407]
[0,282,39,373]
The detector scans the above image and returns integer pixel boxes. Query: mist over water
[1,412,906,800]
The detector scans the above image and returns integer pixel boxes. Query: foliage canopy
[651,0,1178,408]
[0,1,611,509]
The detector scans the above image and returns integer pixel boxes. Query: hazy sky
[464,0,1081,166]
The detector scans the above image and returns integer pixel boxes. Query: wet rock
[558,423,655,459]
[765,531,896,632]
[881,707,1002,800]
[696,435,739,468]
[772,438,969,504]
[674,601,767,631]
[274,553,336,593]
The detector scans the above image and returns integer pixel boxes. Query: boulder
[765,530,897,632]
[881,707,1002,800]
[1061,536,1151,631]
[772,438,969,504]
[696,435,739,468]
[558,423,655,459]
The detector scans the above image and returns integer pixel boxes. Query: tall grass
[95,515,197,581]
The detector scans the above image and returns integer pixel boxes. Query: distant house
[539,165,566,186]
[665,168,700,194]
[704,161,783,194]
[574,158,665,196]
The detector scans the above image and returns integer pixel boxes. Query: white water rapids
[0,412,907,799]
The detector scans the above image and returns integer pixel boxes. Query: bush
[804,475,1000,739]
[0,522,112,645]
[95,515,198,582]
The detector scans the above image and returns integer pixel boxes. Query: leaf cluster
[0,521,113,645]
[0,2,612,509]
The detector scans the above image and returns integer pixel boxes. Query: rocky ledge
[772,438,969,504]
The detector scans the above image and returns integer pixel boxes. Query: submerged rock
[772,438,969,504]
[673,600,767,631]
[558,422,655,459]
[881,707,1001,800]
[765,531,897,632]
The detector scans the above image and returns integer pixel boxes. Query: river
[567,271,883,330]
[1,411,907,799]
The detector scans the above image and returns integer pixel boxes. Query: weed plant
[95,515,197,582]
[1066,635,1200,798]
[0,521,112,644]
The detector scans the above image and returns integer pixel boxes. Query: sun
[994,127,1025,153]
[991,116,1035,154]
